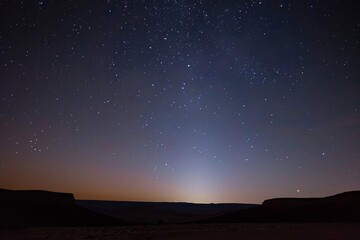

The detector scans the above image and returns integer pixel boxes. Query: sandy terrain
[2,223,360,240]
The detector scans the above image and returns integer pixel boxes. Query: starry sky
[0,0,359,203]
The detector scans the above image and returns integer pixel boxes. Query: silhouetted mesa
[0,189,127,229]
[202,191,360,223]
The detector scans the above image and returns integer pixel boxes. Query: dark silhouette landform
[1,188,360,230]
[201,191,360,223]
[77,200,256,224]
[0,189,126,229]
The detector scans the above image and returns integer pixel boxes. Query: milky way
[0,1,359,203]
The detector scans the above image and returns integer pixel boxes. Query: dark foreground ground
[2,223,360,240]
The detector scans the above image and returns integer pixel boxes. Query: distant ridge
[77,200,257,224]
[202,191,360,223]
[0,188,127,229]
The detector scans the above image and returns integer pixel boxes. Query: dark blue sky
[0,0,359,203]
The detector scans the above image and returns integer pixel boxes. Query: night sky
[0,0,359,203]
